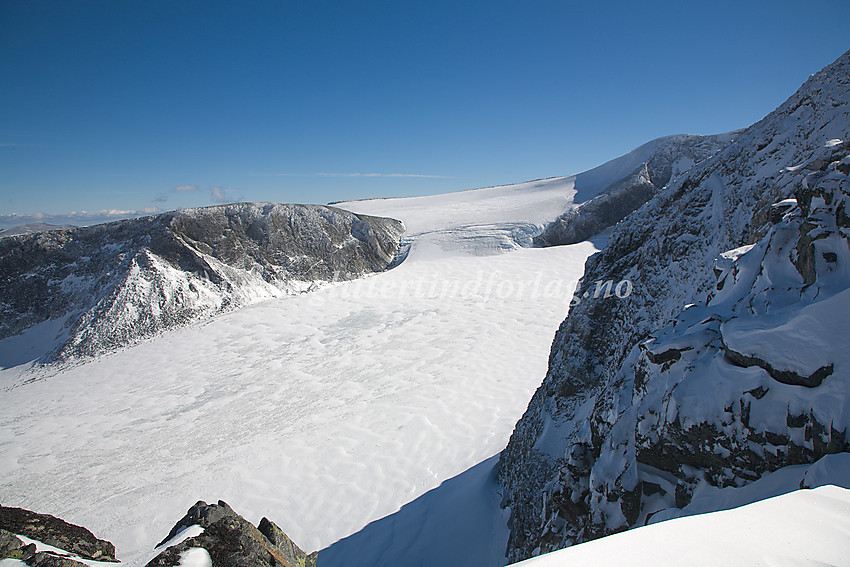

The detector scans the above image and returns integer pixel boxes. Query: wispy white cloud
[260,172,455,179]
[153,184,235,205]
[317,172,454,179]
[210,186,227,203]
[0,208,163,230]
[153,184,200,204]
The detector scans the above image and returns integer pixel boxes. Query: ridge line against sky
[1,0,849,229]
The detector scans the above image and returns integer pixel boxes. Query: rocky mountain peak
[498,49,850,562]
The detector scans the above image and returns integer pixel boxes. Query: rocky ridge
[0,505,117,566]
[534,134,733,246]
[0,203,404,363]
[498,49,850,562]
[147,500,316,567]
[0,501,315,567]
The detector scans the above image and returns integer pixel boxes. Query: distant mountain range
[0,222,77,238]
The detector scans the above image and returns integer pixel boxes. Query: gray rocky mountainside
[0,203,404,363]
[534,133,735,246]
[534,133,733,246]
[498,49,850,562]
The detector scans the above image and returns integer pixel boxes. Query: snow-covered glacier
[0,175,607,566]
[2,48,849,567]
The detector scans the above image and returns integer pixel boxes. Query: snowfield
[0,180,598,566]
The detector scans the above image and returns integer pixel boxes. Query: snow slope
[513,484,850,567]
[339,176,577,256]
[0,179,599,566]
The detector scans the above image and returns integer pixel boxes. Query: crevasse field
[0,178,600,566]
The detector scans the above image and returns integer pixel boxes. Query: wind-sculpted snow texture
[0,203,404,362]
[534,134,733,247]
[499,49,850,562]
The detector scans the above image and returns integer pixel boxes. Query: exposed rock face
[154,500,241,548]
[534,134,732,246]
[0,505,117,565]
[499,49,850,562]
[0,529,33,561]
[147,500,316,567]
[257,518,317,567]
[0,501,315,567]
[0,203,404,362]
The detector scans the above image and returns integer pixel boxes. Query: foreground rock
[0,505,117,565]
[499,49,850,561]
[0,203,404,363]
[147,500,316,567]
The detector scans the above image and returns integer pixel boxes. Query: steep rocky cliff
[0,203,404,363]
[499,49,850,562]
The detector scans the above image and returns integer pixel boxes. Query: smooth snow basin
[514,485,850,567]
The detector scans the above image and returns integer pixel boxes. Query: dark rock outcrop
[0,203,404,363]
[0,529,32,560]
[257,518,317,567]
[154,500,239,548]
[147,500,315,567]
[25,551,90,567]
[0,506,116,565]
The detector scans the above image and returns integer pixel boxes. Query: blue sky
[1,0,848,228]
